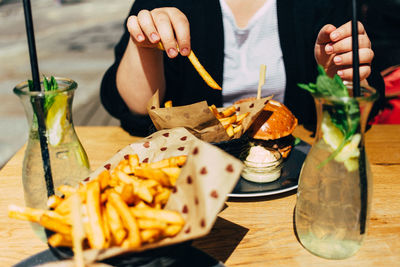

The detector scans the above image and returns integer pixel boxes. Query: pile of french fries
[9,154,187,250]
[164,101,249,138]
[209,105,249,137]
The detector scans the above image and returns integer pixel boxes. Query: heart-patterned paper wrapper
[72,127,243,263]
[147,91,272,143]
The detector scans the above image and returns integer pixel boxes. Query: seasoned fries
[216,106,249,137]
[8,154,187,250]
[160,101,249,138]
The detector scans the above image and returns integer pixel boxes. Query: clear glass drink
[295,84,378,259]
[14,77,90,240]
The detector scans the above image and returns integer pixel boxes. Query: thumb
[316,24,336,45]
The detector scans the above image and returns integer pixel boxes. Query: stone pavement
[0,0,133,167]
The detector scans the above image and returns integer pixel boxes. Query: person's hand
[314,21,374,81]
[126,8,191,58]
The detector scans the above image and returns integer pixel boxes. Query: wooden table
[1,126,399,266]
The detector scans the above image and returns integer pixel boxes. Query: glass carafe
[295,84,378,259]
[14,77,90,240]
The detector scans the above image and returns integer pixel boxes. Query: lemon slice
[344,158,359,172]
[46,94,68,146]
[321,111,344,150]
[335,133,361,162]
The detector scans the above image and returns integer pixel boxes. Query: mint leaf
[50,76,58,90]
[43,75,50,91]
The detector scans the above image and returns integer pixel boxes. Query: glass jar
[14,77,90,240]
[294,84,378,259]
[240,141,283,183]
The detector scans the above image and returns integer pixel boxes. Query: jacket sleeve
[100,0,161,137]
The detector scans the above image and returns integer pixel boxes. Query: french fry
[187,51,222,90]
[233,124,243,134]
[140,229,161,243]
[57,185,77,198]
[161,167,181,185]
[221,106,236,117]
[48,233,73,247]
[209,104,222,119]
[164,100,172,108]
[70,193,86,267]
[137,219,168,230]
[226,124,234,137]
[128,154,140,170]
[154,188,171,206]
[130,207,185,225]
[157,42,221,90]
[120,183,136,205]
[40,213,72,235]
[143,158,170,169]
[54,196,74,215]
[136,185,154,204]
[115,170,134,185]
[163,224,183,237]
[8,205,44,223]
[97,170,111,191]
[219,115,237,128]
[236,112,250,124]
[108,192,141,248]
[47,195,63,209]
[102,206,111,249]
[168,155,187,167]
[133,167,171,187]
[135,201,151,209]
[85,181,106,249]
[105,202,126,246]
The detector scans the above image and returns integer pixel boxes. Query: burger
[236,98,298,158]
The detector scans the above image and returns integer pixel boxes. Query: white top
[220,0,286,106]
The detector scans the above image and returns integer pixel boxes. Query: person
[101,0,384,137]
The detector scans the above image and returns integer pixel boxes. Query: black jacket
[100,0,384,136]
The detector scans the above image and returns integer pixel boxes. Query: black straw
[22,0,55,197]
[22,0,41,92]
[352,0,361,97]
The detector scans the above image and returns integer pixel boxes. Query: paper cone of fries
[148,91,272,143]
[9,127,243,264]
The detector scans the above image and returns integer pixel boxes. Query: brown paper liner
[147,91,272,143]
[73,127,243,262]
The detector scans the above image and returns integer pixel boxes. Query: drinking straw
[22,0,55,197]
[351,0,367,235]
[351,0,361,97]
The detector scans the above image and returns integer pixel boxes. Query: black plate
[17,243,224,267]
[213,138,310,197]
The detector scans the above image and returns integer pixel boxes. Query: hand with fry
[116,8,190,115]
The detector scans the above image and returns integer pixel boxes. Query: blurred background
[0,0,132,167]
[0,0,399,168]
